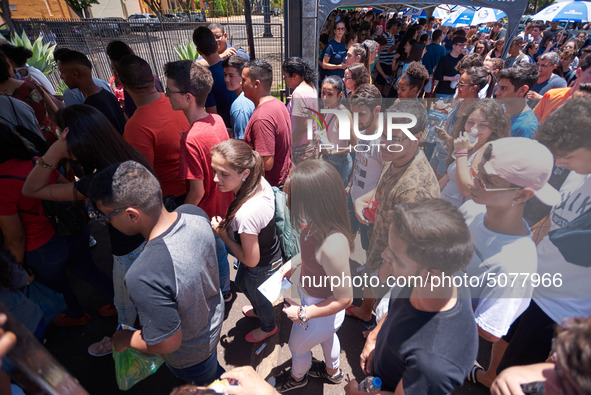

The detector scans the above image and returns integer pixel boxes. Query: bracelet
[454,151,468,156]
[36,157,56,169]
[455,153,468,157]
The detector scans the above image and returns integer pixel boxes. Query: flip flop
[245,326,278,343]
[345,306,371,323]
[467,362,484,384]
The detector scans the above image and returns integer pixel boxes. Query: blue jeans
[113,241,146,326]
[167,349,225,386]
[348,197,371,250]
[234,262,279,332]
[323,152,353,186]
[25,227,114,318]
[215,237,230,295]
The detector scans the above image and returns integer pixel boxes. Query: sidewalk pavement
[43,221,489,394]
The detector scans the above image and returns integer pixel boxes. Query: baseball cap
[482,137,561,206]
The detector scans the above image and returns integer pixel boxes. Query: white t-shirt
[230,178,275,235]
[287,83,318,147]
[534,172,591,324]
[350,133,385,202]
[459,200,537,338]
[19,66,56,95]
[441,154,475,208]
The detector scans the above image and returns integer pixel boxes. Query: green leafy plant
[174,41,199,61]
[55,80,68,96]
[10,31,57,76]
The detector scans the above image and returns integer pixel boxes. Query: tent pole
[556,19,570,46]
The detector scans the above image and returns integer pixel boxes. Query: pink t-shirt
[244,98,292,187]
[179,114,233,219]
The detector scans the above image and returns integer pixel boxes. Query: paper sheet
[258,269,292,303]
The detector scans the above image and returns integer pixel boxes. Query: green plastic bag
[113,347,164,390]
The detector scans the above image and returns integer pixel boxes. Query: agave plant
[55,80,68,96]
[174,41,199,61]
[10,31,57,76]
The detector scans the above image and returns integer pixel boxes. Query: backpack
[272,186,300,261]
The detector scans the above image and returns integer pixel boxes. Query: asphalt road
[42,221,490,395]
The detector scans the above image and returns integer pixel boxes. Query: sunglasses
[94,205,137,223]
[165,88,188,96]
[469,145,523,192]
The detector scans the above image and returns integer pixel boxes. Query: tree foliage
[526,0,555,14]
[143,0,164,16]
[64,0,99,18]
[0,0,16,34]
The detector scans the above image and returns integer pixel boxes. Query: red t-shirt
[244,98,292,187]
[0,159,56,251]
[124,94,190,197]
[179,114,233,219]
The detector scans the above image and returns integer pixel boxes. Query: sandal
[245,326,277,343]
[467,362,484,384]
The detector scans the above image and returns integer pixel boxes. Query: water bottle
[450,74,461,89]
[358,376,382,392]
[467,126,479,145]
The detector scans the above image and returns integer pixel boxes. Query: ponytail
[212,140,264,232]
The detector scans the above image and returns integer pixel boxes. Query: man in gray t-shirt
[88,160,224,386]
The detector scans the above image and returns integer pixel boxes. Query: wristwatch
[298,306,308,324]
[36,157,55,169]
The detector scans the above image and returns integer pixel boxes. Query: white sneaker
[88,336,112,357]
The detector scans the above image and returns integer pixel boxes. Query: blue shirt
[510,107,538,138]
[63,77,112,106]
[205,61,237,127]
[323,39,347,78]
[423,43,447,75]
[230,92,254,139]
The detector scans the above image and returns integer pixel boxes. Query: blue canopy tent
[295,0,530,73]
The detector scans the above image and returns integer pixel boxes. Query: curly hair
[400,61,429,90]
[447,99,510,166]
[456,53,484,72]
[536,97,591,156]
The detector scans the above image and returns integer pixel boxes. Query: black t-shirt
[433,53,464,95]
[75,176,145,256]
[84,88,127,135]
[372,286,478,394]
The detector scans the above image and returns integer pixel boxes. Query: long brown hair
[446,99,510,167]
[212,139,264,231]
[287,160,354,251]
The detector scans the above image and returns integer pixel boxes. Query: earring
[242,177,246,182]
[511,201,517,207]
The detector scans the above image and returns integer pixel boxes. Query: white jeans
[112,241,145,326]
[288,286,345,378]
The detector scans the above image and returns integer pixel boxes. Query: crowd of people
[0,12,591,395]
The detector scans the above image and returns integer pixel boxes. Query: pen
[346,373,350,383]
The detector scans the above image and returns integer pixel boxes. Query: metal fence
[13,18,285,93]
